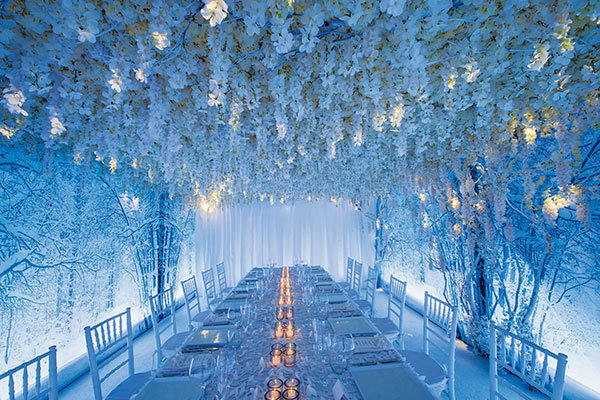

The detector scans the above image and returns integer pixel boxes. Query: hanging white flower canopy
[1,0,599,206]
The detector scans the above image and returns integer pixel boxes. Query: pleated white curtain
[194,200,375,285]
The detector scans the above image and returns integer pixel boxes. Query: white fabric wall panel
[194,200,375,285]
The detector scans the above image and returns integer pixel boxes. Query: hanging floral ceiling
[1,0,599,208]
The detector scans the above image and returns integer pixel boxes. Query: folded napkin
[202,314,231,326]
[328,316,378,336]
[326,294,348,304]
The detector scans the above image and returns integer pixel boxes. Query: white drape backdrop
[194,200,375,285]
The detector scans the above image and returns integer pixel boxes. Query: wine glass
[339,334,355,360]
[228,325,243,349]
[317,300,329,321]
[227,307,240,326]
[216,350,236,397]
[188,354,214,397]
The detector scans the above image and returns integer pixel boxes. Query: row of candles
[265,267,300,400]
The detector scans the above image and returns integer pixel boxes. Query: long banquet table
[129,266,438,400]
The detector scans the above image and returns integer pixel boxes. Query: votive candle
[270,349,282,367]
[265,390,282,400]
[282,389,299,400]
[284,348,296,367]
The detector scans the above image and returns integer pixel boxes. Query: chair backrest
[216,262,227,296]
[181,276,201,331]
[84,307,135,400]
[364,266,378,311]
[345,258,354,284]
[489,322,568,400]
[387,276,407,337]
[0,346,58,400]
[352,261,363,291]
[149,287,177,364]
[423,291,458,400]
[201,268,218,306]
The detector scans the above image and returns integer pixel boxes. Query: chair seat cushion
[397,350,447,386]
[208,297,223,311]
[162,331,192,351]
[337,281,351,289]
[221,287,233,296]
[370,317,399,335]
[106,371,152,400]
[354,299,372,313]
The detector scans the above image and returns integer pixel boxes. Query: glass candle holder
[275,322,284,339]
[271,343,284,351]
[284,348,296,367]
[284,342,296,352]
[282,389,299,400]
[286,306,293,319]
[267,377,284,391]
[286,321,294,339]
[284,377,300,390]
[265,390,282,400]
[270,349,282,367]
[277,307,285,321]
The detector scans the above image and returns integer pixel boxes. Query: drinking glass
[216,350,235,397]
[328,340,346,375]
[188,354,214,397]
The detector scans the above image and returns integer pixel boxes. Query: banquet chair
[398,292,458,400]
[370,276,406,346]
[0,345,58,400]
[489,322,568,400]
[149,287,192,365]
[181,276,211,331]
[337,257,353,289]
[201,268,222,311]
[216,262,233,298]
[84,307,151,400]
[346,261,363,299]
[354,265,377,315]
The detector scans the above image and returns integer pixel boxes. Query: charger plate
[328,316,378,336]
[181,326,232,352]
[132,377,200,400]
[350,363,437,400]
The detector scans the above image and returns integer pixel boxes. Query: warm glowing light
[449,196,461,211]
[286,321,294,339]
[271,350,281,366]
[275,323,284,339]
